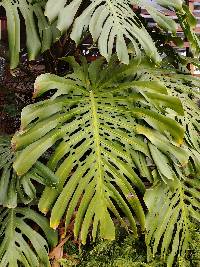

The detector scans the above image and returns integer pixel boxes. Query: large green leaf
[0,0,60,68]
[144,177,200,267]
[0,207,58,267]
[140,58,200,174]
[45,0,185,64]
[142,63,200,265]
[166,76,200,177]
[125,56,200,140]
[13,57,185,243]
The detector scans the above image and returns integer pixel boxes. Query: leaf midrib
[90,91,104,196]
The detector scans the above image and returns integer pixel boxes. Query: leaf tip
[40,208,49,215]
[50,222,59,230]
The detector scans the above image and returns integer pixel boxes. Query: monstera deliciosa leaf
[0,207,58,267]
[144,178,200,267]
[133,61,200,266]
[139,59,200,174]
[45,0,185,64]
[0,135,58,206]
[12,57,186,243]
[0,0,60,68]
[168,77,200,152]
[166,75,200,177]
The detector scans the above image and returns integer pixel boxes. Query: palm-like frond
[45,0,185,64]
[0,0,60,68]
[0,135,58,206]
[12,57,185,243]
[144,178,200,267]
[0,207,58,267]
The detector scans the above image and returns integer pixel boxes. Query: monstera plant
[0,0,60,68]
[1,0,199,67]
[0,136,59,266]
[12,56,184,239]
[11,56,200,266]
[0,0,200,266]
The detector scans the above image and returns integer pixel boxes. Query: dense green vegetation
[0,0,200,266]
[58,225,200,267]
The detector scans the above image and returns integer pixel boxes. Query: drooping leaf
[144,177,200,267]
[45,0,186,64]
[0,0,60,68]
[0,135,58,206]
[0,207,58,267]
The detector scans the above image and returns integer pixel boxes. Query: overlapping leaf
[0,136,17,207]
[144,178,200,267]
[45,0,185,64]
[140,60,200,174]
[0,0,60,68]
[12,57,185,243]
[0,135,58,206]
[0,207,58,267]
[132,60,200,266]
